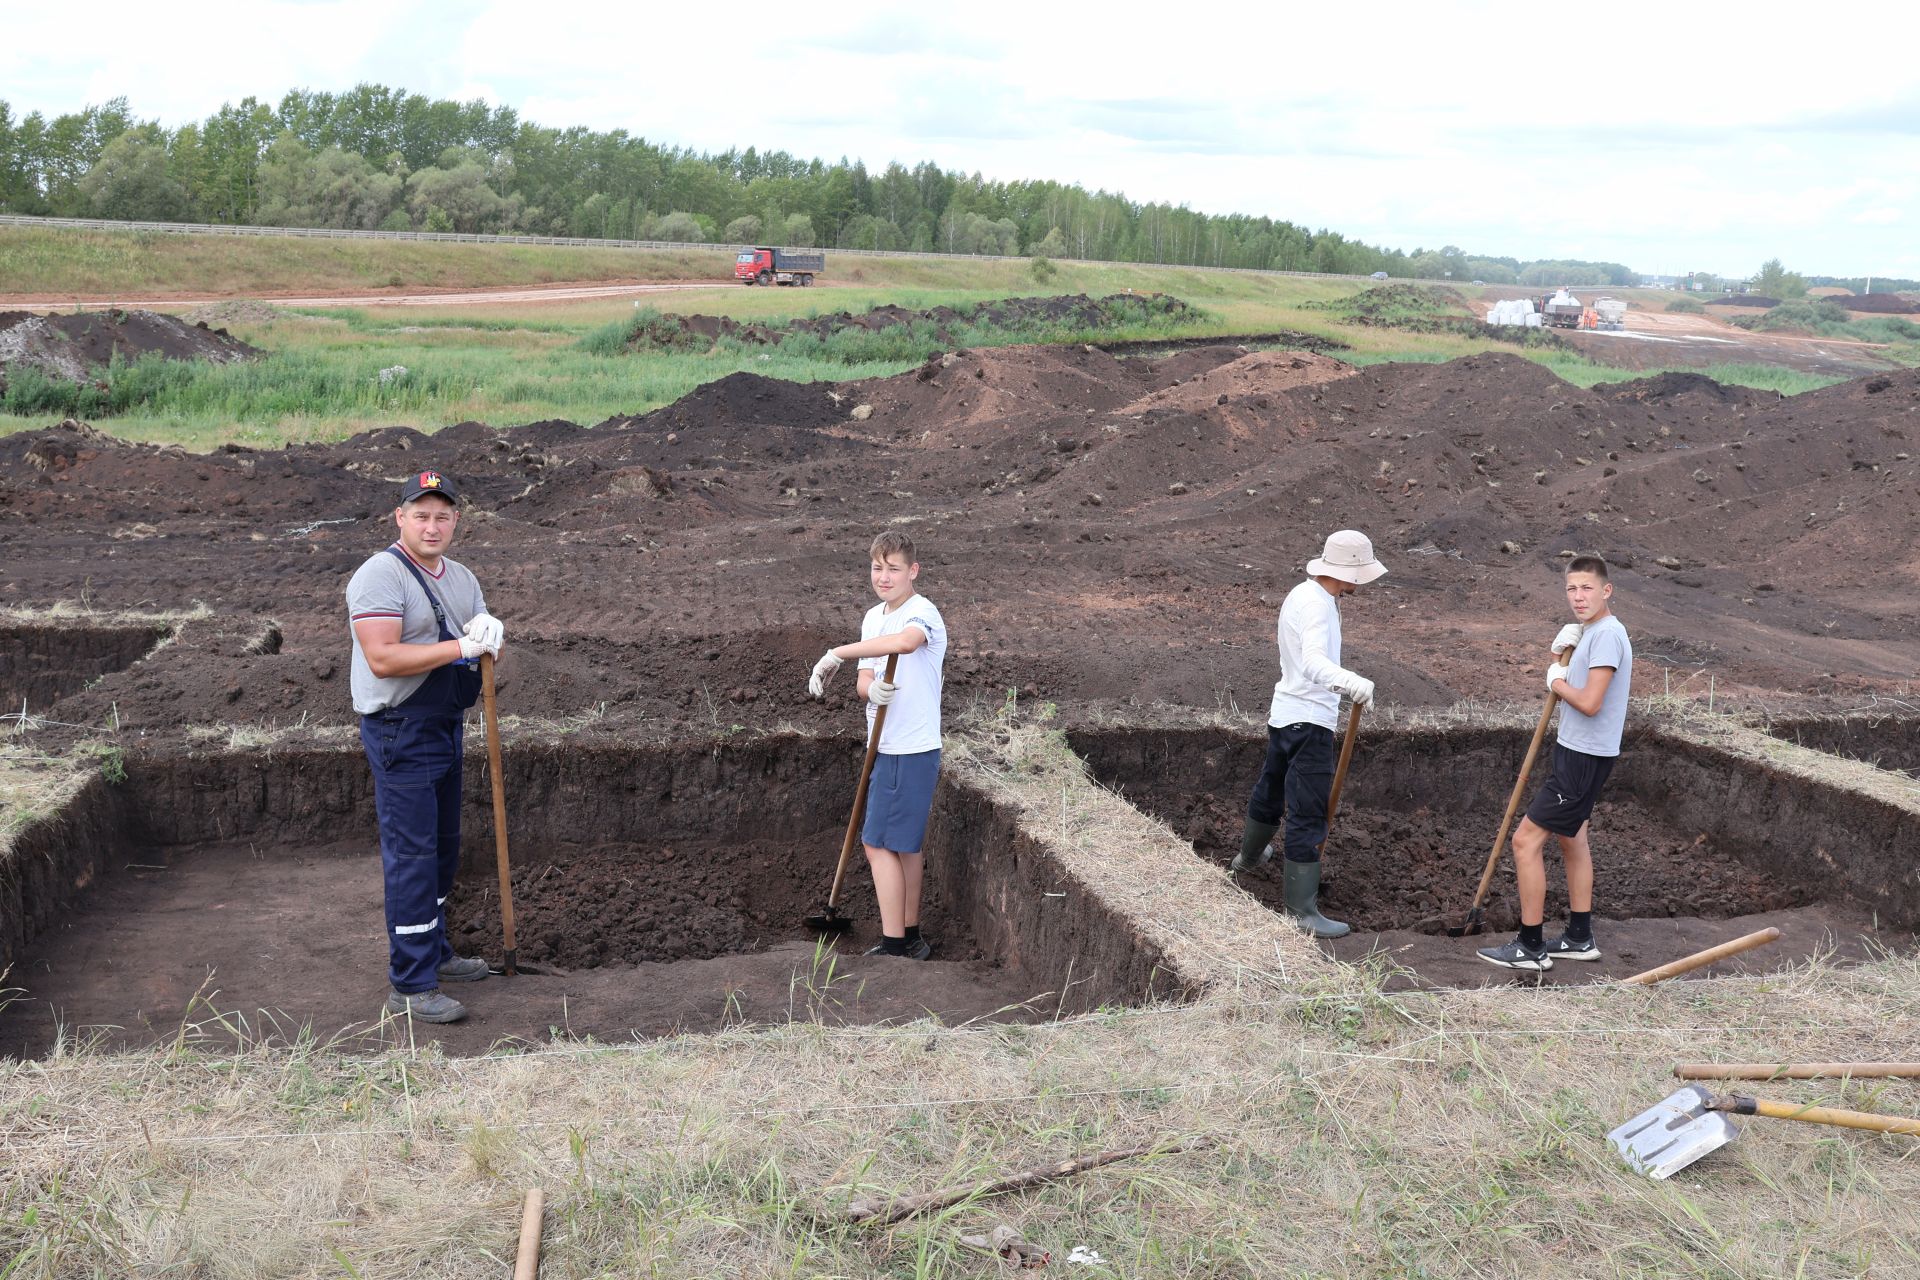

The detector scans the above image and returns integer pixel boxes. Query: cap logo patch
[419,471,442,489]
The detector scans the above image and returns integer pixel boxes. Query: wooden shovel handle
[481,653,517,973]
[1621,927,1781,986]
[1324,701,1362,838]
[826,653,899,910]
[1678,1062,1920,1081]
[1715,1095,1920,1137]
[1461,679,1558,922]
[514,1187,545,1278]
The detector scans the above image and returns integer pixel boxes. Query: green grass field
[0,228,1867,447]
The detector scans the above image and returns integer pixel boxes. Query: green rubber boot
[1282,859,1350,938]
[1230,820,1280,874]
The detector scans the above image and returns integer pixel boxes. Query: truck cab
[734,247,821,287]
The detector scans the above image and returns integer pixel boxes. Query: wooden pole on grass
[513,1188,544,1279]
[1621,927,1781,986]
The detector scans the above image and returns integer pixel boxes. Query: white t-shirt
[859,593,946,754]
[1266,579,1352,733]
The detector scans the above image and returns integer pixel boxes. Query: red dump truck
[735,247,824,287]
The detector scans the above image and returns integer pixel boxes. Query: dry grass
[3,708,1919,1276]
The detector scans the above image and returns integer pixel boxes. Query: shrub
[1664,296,1705,313]
[1030,256,1057,282]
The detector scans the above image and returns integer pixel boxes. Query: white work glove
[457,636,488,660]
[463,612,504,655]
[1333,671,1375,707]
[1546,662,1570,693]
[866,678,897,707]
[1551,623,1584,655]
[808,650,843,698]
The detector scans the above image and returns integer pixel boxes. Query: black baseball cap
[400,469,460,505]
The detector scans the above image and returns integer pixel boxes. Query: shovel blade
[1608,1085,1740,1179]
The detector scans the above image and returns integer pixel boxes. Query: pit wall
[0,623,171,710]
[1068,721,1920,934]
[923,773,1187,1014]
[2,734,1183,1007]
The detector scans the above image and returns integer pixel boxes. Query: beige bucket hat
[1307,529,1388,585]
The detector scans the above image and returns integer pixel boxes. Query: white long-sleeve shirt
[1266,579,1353,732]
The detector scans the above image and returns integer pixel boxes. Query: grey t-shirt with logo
[346,546,488,714]
[1557,614,1632,757]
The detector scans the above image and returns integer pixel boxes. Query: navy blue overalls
[359,547,482,994]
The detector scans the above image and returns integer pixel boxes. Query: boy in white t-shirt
[806,531,948,959]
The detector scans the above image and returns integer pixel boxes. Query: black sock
[905,924,921,943]
[1566,911,1592,942]
[882,934,908,956]
[1519,921,1544,951]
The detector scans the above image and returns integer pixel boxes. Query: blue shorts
[862,749,942,854]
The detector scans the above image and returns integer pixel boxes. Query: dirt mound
[1599,371,1770,408]
[0,309,260,390]
[1832,293,1918,315]
[3,342,1917,742]
[618,293,1198,352]
[1708,295,1780,308]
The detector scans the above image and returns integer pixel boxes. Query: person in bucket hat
[1230,530,1385,938]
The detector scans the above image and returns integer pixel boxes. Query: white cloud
[3,0,1918,277]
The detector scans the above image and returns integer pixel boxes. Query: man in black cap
[346,470,504,1023]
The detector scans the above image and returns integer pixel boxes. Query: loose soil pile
[1833,293,1919,315]
[0,308,259,390]
[3,347,1917,741]
[617,292,1198,351]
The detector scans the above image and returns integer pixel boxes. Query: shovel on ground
[804,653,898,934]
[479,653,560,976]
[1610,1083,1920,1179]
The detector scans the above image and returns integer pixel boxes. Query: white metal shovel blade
[1608,1085,1740,1180]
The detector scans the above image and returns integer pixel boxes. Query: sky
[4,0,1917,279]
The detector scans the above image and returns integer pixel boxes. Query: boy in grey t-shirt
[1479,555,1633,972]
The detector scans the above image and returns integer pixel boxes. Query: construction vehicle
[735,247,824,287]
[1538,288,1586,329]
[1593,297,1628,330]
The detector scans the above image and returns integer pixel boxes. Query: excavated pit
[1759,714,1920,778]
[0,622,171,712]
[1,735,1168,1056]
[1071,724,1918,988]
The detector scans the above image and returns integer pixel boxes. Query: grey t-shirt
[346,546,488,714]
[1557,614,1632,757]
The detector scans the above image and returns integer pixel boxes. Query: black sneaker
[1477,939,1553,972]
[863,942,906,958]
[1545,934,1602,961]
[904,937,933,961]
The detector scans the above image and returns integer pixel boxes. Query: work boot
[1229,820,1280,874]
[1281,859,1349,938]
[385,988,468,1023]
[436,954,491,983]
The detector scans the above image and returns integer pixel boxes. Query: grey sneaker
[1545,934,1602,961]
[437,954,491,982]
[385,988,468,1023]
[1477,939,1553,972]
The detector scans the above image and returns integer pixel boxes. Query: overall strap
[385,545,456,641]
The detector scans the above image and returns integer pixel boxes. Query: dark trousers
[361,711,463,993]
[1246,721,1336,863]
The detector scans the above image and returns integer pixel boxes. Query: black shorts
[1523,743,1616,837]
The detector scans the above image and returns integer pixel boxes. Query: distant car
[1370,271,1389,280]
[1471,279,1486,286]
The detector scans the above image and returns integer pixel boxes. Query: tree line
[0,85,1638,285]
